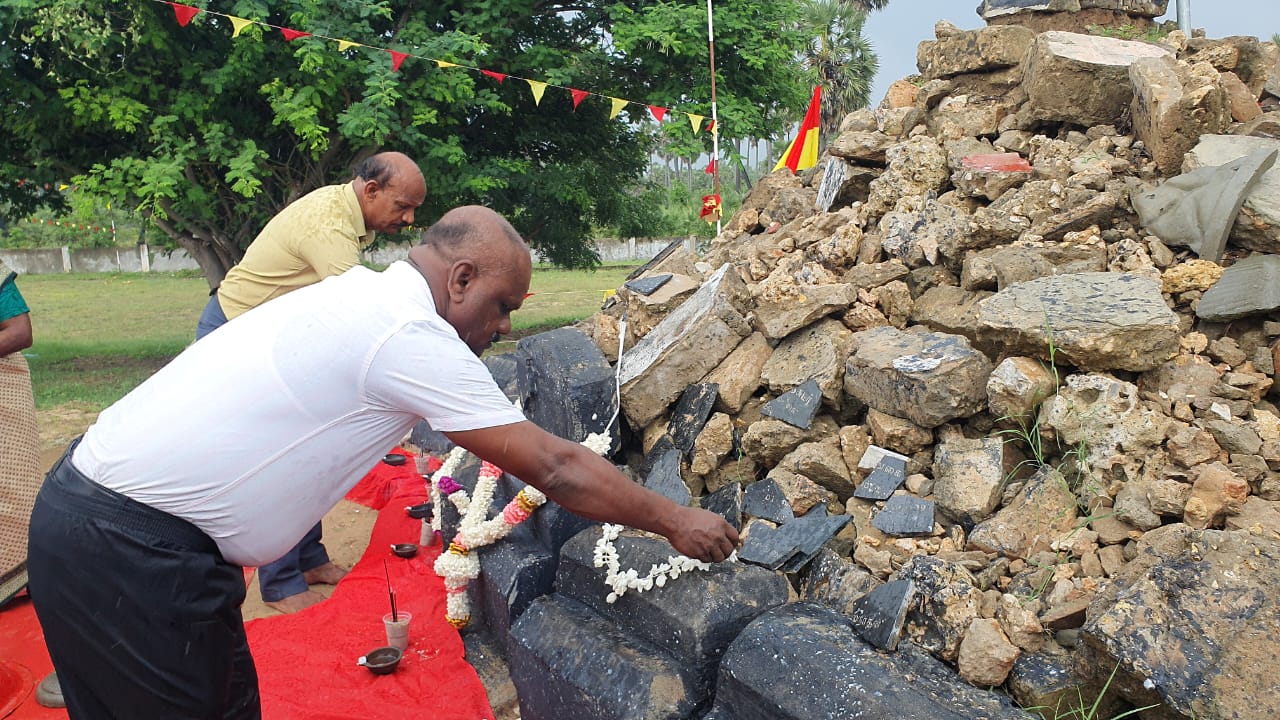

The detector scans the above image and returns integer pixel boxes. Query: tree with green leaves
[799,0,880,146]
[1,0,810,282]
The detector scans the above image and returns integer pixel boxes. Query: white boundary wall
[1,237,683,275]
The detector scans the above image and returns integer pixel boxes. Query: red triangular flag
[481,70,506,83]
[388,50,408,72]
[704,159,717,174]
[706,119,716,134]
[648,105,667,122]
[570,88,589,110]
[168,2,200,26]
[280,27,311,42]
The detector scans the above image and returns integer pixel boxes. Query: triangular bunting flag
[481,70,506,83]
[436,60,458,69]
[526,80,548,105]
[388,50,408,72]
[570,88,589,110]
[337,39,359,52]
[707,119,717,136]
[228,16,253,38]
[168,2,201,27]
[687,113,704,135]
[648,105,667,122]
[280,28,311,42]
[609,97,627,120]
[58,183,69,191]
[704,160,717,174]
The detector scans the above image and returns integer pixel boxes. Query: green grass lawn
[18,263,636,410]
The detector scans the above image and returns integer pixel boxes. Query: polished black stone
[623,273,673,296]
[849,579,915,651]
[701,482,744,531]
[854,454,908,500]
[742,479,794,524]
[409,418,455,454]
[761,378,823,429]
[668,382,720,453]
[871,495,937,536]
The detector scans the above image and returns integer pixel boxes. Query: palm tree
[800,0,880,146]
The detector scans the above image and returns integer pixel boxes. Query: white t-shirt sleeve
[365,320,526,432]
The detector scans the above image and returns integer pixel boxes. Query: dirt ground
[34,405,379,621]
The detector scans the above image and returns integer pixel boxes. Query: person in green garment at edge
[0,260,60,708]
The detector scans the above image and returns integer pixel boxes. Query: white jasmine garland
[592,523,736,604]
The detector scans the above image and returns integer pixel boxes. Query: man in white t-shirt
[26,205,739,719]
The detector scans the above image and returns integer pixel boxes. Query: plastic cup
[383,611,412,650]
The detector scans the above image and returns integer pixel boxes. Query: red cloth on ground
[344,448,424,510]
[246,481,493,720]
[0,593,67,719]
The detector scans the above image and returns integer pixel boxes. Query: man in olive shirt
[195,151,427,613]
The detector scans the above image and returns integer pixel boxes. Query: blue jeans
[195,293,331,602]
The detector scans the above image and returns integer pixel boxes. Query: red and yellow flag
[773,86,822,174]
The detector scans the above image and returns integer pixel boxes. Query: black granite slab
[701,482,744,531]
[849,579,915,651]
[624,273,673,296]
[742,479,794,525]
[854,453,908,501]
[668,382,720,454]
[760,378,823,429]
[644,446,691,507]
[871,495,936,537]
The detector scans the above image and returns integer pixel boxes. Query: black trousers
[27,442,261,719]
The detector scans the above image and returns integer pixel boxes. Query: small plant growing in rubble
[1086,23,1168,43]
[1028,662,1160,720]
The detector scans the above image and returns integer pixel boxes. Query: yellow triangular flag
[337,40,359,52]
[526,79,548,106]
[436,60,458,69]
[609,97,627,120]
[229,16,253,38]
[58,183,69,191]
[687,113,704,135]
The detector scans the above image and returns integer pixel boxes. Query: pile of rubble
[441,2,1280,719]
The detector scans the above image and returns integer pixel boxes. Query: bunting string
[155,1,715,137]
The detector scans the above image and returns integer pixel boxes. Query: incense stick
[384,560,397,622]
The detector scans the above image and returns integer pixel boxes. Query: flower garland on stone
[428,450,546,629]
[592,524,737,604]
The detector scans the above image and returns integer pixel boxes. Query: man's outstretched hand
[665,507,740,563]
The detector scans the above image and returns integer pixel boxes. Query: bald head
[409,206,532,355]
[418,206,527,266]
[352,151,427,234]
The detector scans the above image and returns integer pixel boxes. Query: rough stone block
[709,603,1036,720]
[620,263,752,428]
[514,327,620,450]
[509,595,702,720]
[473,523,559,655]
[556,528,789,687]
[1024,31,1172,128]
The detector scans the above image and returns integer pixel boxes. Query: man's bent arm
[445,420,738,562]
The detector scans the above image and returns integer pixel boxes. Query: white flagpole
[706,0,721,236]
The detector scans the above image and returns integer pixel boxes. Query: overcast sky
[864,1,1280,107]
